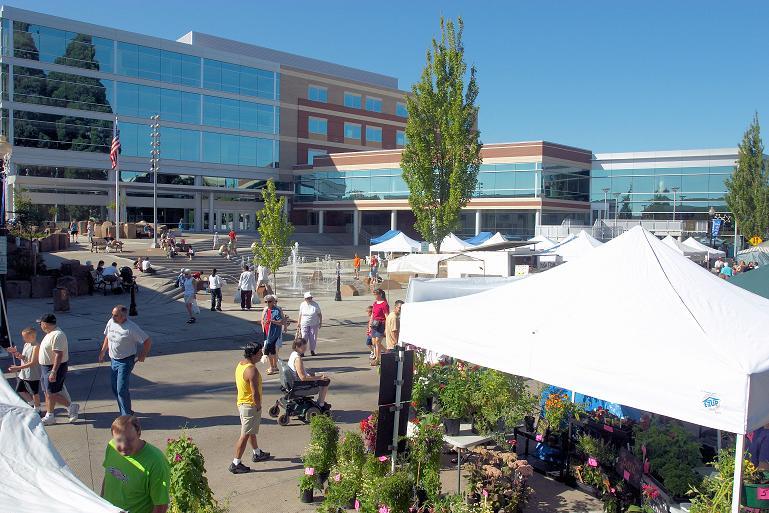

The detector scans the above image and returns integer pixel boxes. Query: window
[203,59,275,99]
[344,92,361,109]
[396,130,406,146]
[365,97,382,112]
[396,102,408,117]
[366,126,382,143]
[308,85,327,103]
[308,149,327,165]
[14,66,113,113]
[308,117,328,135]
[344,122,361,139]
[13,22,114,72]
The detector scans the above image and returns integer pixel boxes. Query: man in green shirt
[102,415,170,513]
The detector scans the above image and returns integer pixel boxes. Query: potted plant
[165,432,228,513]
[356,454,390,512]
[573,433,617,497]
[466,446,534,513]
[688,448,768,512]
[437,365,470,435]
[359,412,378,453]
[319,432,366,512]
[407,414,444,508]
[300,466,317,503]
[309,414,339,484]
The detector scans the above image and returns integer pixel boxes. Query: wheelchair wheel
[268,402,280,418]
[303,406,321,423]
[277,414,290,426]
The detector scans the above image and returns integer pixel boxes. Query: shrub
[320,432,366,512]
[634,419,702,497]
[166,433,227,513]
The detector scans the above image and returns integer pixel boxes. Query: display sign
[420,241,430,253]
[711,218,723,238]
[750,236,763,247]
[615,448,642,489]
[514,265,530,276]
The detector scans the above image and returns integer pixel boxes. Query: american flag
[110,118,121,169]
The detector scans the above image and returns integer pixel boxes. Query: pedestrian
[369,289,389,366]
[187,245,195,261]
[69,220,79,242]
[256,262,270,291]
[298,292,322,356]
[37,314,80,425]
[230,341,271,474]
[141,258,154,275]
[209,268,223,311]
[385,300,403,351]
[102,262,119,277]
[98,305,152,417]
[364,305,374,359]
[181,269,198,323]
[7,326,42,412]
[228,228,237,245]
[238,264,256,311]
[288,337,331,410]
[262,295,288,374]
[213,231,220,250]
[353,253,361,280]
[87,220,94,244]
[748,423,769,470]
[719,260,733,279]
[369,255,379,291]
[102,415,170,513]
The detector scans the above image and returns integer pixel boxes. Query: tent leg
[717,429,722,452]
[731,433,745,513]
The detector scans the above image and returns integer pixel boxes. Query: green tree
[725,113,769,239]
[251,179,294,291]
[401,17,482,252]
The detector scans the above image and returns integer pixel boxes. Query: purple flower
[379,506,390,513]
[333,473,341,482]
[354,499,360,511]
[378,455,388,462]
[587,457,598,468]
[174,453,182,462]
[482,489,489,498]
[535,434,543,442]
[305,467,315,476]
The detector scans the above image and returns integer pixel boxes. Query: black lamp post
[129,281,138,316]
[0,134,11,349]
[334,261,342,301]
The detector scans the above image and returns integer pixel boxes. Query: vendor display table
[443,423,493,493]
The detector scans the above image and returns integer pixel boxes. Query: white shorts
[184,293,195,304]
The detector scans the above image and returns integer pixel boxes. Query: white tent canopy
[431,233,473,253]
[401,226,769,435]
[662,235,708,260]
[524,235,558,251]
[476,232,508,248]
[683,237,726,258]
[386,253,457,275]
[369,231,421,254]
[543,230,602,262]
[0,374,121,512]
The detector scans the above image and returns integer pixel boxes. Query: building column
[208,193,215,232]
[194,192,202,232]
[353,209,360,246]
[390,210,397,231]
[318,210,325,234]
[475,210,482,236]
[535,210,542,237]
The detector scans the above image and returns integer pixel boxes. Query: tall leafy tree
[401,17,482,252]
[251,179,294,292]
[725,113,769,239]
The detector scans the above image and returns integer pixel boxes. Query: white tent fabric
[386,253,457,275]
[0,374,121,513]
[662,235,708,260]
[406,276,521,302]
[400,226,769,435]
[683,237,726,258]
[476,232,509,248]
[543,231,602,262]
[524,235,558,251]
[369,231,421,254]
[431,233,473,253]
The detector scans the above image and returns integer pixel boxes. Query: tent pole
[717,429,722,452]
[731,433,745,513]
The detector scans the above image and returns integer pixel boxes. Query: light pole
[150,115,160,248]
[601,187,609,222]
[671,186,679,222]
[613,192,621,232]
[0,134,12,350]
[334,261,342,301]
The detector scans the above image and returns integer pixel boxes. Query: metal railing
[539,219,710,241]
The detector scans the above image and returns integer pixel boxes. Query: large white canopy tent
[400,226,769,512]
[476,232,508,248]
[369,231,421,254]
[0,374,121,512]
[386,253,457,275]
[541,230,602,262]
[430,233,473,253]
[662,235,708,261]
[683,237,726,259]
[524,235,558,251]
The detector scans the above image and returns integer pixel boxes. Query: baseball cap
[264,294,276,302]
[304,291,313,299]
[36,313,57,324]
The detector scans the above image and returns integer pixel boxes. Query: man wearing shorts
[37,314,79,425]
[262,295,287,375]
[230,341,271,474]
[181,269,197,323]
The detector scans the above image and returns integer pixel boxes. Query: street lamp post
[613,192,621,233]
[0,134,12,350]
[334,261,342,301]
[150,115,160,248]
[602,187,609,222]
[671,186,679,222]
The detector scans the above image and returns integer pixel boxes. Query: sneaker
[252,450,272,463]
[369,351,375,359]
[67,403,80,422]
[311,351,316,357]
[216,307,222,311]
[320,403,332,412]
[186,318,195,324]
[228,462,251,474]
[41,414,56,426]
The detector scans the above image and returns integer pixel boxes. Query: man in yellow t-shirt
[385,300,403,350]
[230,341,271,474]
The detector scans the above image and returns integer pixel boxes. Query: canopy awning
[386,253,457,275]
[464,232,493,245]
[662,235,708,260]
[431,233,473,253]
[540,231,602,262]
[369,229,400,245]
[370,232,422,254]
[683,237,726,258]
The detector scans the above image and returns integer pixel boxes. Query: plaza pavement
[2,237,601,513]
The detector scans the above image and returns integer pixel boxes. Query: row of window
[307,117,404,145]
[308,85,407,117]
[12,21,278,99]
[202,95,276,133]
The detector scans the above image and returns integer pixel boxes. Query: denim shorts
[41,362,68,394]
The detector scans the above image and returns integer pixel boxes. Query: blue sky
[18,0,769,151]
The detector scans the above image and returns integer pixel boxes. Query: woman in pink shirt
[369,288,389,366]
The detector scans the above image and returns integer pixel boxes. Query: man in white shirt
[141,258,153,274]
[298,292,322,356]
[238,265,256,311]
[37,313,80,425]
[98,305,152,416]
[257,264,269,287]
[209,268,223,312]
[102,262,119,277]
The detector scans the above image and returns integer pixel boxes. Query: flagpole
[113,116,121,242]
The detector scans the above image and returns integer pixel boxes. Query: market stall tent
[662,235,708,261]
[683,237,726,258]
[369,231,421,254]
[464,232,493,245]
[0,374,121,513]
[729,264,769,299]
[401,226,769,435]
[541,230,602,262]
[369,229,400,245]
[386,253,457,275]
[431,233,473,253]
[524,235,558,251]
[476,232,508,248]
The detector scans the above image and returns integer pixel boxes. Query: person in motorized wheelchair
[268,337,331,426]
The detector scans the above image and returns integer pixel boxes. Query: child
[365,305,374,359]
[188,246,195,260]
[8,327,42,412]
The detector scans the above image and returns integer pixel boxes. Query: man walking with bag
[298,292,322,356]
[99,305,153,416]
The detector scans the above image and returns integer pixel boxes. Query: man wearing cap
[230,341,271,474]
[181,269,197,323]
[99,305,153,416]
[37,314,80,425]
[298,292,322,356]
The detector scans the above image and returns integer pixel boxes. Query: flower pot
[575,481,601,498]
[465,492,480,505]
[442,417,461,436]
[524,415,535,432]
[346,497,357,509]
[318,470,330,486]
[415,488,428,507]
[300,488,314,503]
[742,483,769,509]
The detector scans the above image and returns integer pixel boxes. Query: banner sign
[711,218,723,238]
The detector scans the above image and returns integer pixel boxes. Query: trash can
[52,287,70,312]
